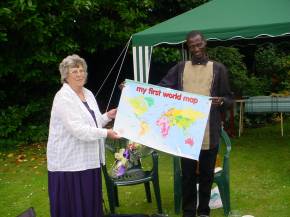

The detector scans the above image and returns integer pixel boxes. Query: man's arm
[219,63,234,110]
[158,62,184,89]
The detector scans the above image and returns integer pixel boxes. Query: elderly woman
[47,54,120,217]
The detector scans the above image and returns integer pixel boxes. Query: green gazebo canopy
[133,0,290,46]
[131,0,290,82]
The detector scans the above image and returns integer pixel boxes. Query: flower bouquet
[110,141,152,178]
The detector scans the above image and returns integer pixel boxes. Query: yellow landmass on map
[164,108,205,130]
[127,96,149,116]
[139,121,150,136]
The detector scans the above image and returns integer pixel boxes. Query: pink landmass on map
[185,137,194,146]
[156,116,170,137]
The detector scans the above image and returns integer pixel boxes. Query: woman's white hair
[59,54,88,84]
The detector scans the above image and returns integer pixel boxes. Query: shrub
[255,42,290,95]
[207,46,267,97]
[0,100,50,149]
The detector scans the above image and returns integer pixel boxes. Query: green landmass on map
[126,96,154,116]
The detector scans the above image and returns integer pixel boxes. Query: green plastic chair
[173,129,232,216]
[102,138,163,214]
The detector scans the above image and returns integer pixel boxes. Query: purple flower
[117,165,126,176]
[123,149,130,159]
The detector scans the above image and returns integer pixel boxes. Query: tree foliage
[255,42,290,94]
[207,46,269,97]
[0,0,156,146]
[1,0,207,146]
[0,0,156,90]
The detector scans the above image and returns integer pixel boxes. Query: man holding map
[158,30,233,217]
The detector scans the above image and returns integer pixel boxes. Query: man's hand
[209,97,224,106]
[107,129,121,139]
[106,108,117,119]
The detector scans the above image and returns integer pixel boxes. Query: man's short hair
[186,30,206,42]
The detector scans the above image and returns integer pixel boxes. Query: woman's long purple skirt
[48,168,103,217]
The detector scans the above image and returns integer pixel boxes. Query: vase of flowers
[110,141,152,178]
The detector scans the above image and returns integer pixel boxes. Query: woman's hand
[107,129,121,139]
[106,108,117,119]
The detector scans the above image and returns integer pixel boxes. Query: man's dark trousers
[181,146,218,217]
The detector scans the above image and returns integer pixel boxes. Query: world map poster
[113,79,212,160]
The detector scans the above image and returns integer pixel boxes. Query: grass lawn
[0,120,289,217]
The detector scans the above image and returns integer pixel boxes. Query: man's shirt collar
[191,55,209,65]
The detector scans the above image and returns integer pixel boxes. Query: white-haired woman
[47,54,120,217]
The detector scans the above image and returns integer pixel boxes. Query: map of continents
[126,95,154,136]
[127,95,205,147]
